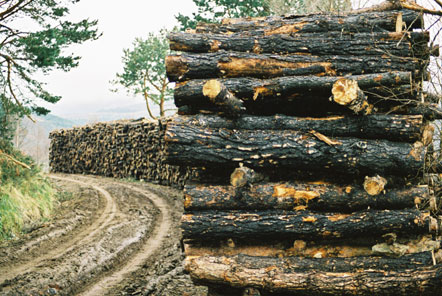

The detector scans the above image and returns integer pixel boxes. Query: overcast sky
[40,0,196,117]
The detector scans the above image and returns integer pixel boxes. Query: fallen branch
[0,150,31,170]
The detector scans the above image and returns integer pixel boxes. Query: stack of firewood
[49,118,195,188]
[164,6,442,296]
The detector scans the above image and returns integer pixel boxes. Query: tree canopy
[176,0,271,30]
[0,0,99,138]
[111,30,173,119]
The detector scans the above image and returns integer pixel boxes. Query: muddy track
[0,174,206,296]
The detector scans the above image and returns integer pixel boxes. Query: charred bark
[193,10,423,35]
[166,52,420,82]
[170,114,425,143]
[183,182,429,212]
[164,123,425,176]
[174,72,413,116]
[168,31,429,57]
[186,253,442,296]
[181,209,431,240]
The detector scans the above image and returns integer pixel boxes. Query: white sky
[41,0,196,117]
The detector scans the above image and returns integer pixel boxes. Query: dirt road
[0,174,207,296]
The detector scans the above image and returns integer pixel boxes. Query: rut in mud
[0,174,207,296]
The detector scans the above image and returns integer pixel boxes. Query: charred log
[181,209,431,240]
[164,123,425,176]
[183,182,429,212]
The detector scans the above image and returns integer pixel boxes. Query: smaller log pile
[49,118,194,188]
[164,3,442,296]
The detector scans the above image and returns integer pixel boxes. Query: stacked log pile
[49,118,194,188]
[164,5,442,296]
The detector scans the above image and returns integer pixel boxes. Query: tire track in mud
[77,180,173,296]
[0,175,176,295]
[0,175,118,285]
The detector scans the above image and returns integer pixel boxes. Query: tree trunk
[185,253,442,296]
[168,31,428,57]
[183,182,429,212]
[170,114,425,143]
[181,209,431,240]
[192,10,423,35]
[173,72,413,115]
[166,52,420,82]
[164,123,425,176]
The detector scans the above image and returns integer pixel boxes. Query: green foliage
[0,0,100,133]
[176,0,271,30]
[112,29,173,119]
[176,0,353,30]
[0,140,56,240]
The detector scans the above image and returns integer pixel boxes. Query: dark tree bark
[193,10,423,35]
[181,209,431,240]
[186,253,442,296]
[171,114,425,142]
[166,52,420,82]
[164,123,425,176]
[168,31,428,57]
[183,182,429,212]
[174,72,412,108]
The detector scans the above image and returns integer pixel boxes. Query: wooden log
[183,182,429,212]
[164,123,425,176]
[331,78,372,114]
[181,209,431,240]
[202,80,245,118]
[193,10,423,35]
[173,72,413,110]
[391,102,442,120]
[168,31,429,57]
[186,253,442,295]
[184,235,440,258]
[170,114,425,143]
[166,52,420,82]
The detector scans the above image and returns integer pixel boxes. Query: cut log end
[203,79,223,100]
[230,165,263,188]
[363,175,387,196]
[331,78,373,115]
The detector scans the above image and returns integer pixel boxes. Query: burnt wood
[193,10,423,35]
[166,52,420,82]
[183,182,429,212]
[174,72,413,115]
[164,122,425,176]
[168,31,429,57]
[186,253,442,295]
[170,114,425,142]
[181,209,431,240]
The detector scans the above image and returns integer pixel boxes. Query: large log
[184,235,440,258]
[193,10,423,35]
[186,254,442,295]
[166,52,420,82]
[173,72,413,113]
[181,209,431,240]
[183,182,429,212]
[168,31,429,57]
[164,123,425,176]
[171,114,425,142]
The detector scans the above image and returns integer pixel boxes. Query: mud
[0,174,207,296]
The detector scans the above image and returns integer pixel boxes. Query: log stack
[49,118,195,188]
[164,6,442,296]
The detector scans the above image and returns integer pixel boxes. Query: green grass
[0,142,56,240]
